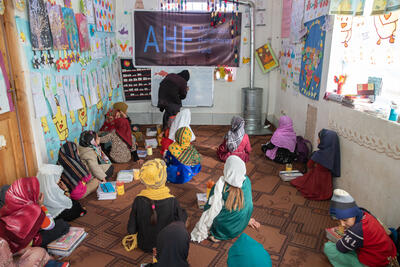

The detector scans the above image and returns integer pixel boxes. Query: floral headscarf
[168,127,201,166]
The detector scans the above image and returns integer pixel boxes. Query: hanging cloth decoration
[28,0,53,50]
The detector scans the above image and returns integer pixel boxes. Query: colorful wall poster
[75,13,90,51]
[281,0,293,38]
[84,0,95,24]
[28,0,53,50]
[62,7,80,50]
[280,39,303,92]
[93,0,115,32]
[299,16,326,100]
[291,0,307,41]
[304,0,330,23]
[255,43,279,73]
[47,4,69,50]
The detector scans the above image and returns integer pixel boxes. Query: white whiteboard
[151,67,214,107]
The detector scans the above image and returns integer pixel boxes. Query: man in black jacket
[157,70,190,130]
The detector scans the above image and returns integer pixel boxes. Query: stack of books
[117,169,138,183]
[325,226,345,243]
[47,227,87,257]
[97,182,117,200]
[279,170,303,182]
[137,150,147,158]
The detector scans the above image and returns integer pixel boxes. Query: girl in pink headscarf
[262,116,297,164]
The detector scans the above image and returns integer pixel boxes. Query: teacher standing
[158,70,190,130]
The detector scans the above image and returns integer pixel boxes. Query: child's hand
[38,192,44,206]
[248,218,260,229]
[101,178,107,183]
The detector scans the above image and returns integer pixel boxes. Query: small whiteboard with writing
[151,67,214,107]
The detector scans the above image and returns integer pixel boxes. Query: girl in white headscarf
[161,109,196,155]
[37,164,86,222]
[191,156,259,243]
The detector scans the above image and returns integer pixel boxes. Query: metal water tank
[242,87,272,135]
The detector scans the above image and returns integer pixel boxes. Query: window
[326,11,400,104]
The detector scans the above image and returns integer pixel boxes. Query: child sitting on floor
[78,131,114,183]
[127,159,187,253]
[324,189,397,267]
[262,115,297,164]
[57,142,99,200]
[290,129,340,201]
[160,109,195,156]
[217,116,252,163]
[191,156,259,243]
[165,127,201,184]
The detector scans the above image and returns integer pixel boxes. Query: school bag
[295,136,312,163]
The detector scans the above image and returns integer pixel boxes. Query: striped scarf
[57,142,90,191]
[168,127,201,166]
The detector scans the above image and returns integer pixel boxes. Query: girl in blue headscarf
[291,129,341,200]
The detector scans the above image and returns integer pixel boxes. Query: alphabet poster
[93,0,115,32]
[28,0,53,50]
[299,16,326,100]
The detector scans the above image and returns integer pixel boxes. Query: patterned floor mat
[65,125,335,267]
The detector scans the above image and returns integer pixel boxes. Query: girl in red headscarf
[0,177,69,254]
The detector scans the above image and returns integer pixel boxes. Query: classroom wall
[15,0,122,167]
[123,0,282,125]
[274,6,400,226]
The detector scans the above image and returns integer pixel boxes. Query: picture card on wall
[62,7,80,50]
[28,0,53,50]
[75,13,90,51]
[255,43,279,73]
[304,0,330,23]
[47,4,69,50]
[93,0,115,32]
[85,0,95,24]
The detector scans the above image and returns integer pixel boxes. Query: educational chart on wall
[281,0,292,38]
[0,53,12,114]
[16,17,123,164]
[290,0,307,41]
[151,67,214,107]
[134,11,241,67]
[120,58,151,101]
[299,16,326,100]
[280,39,303,92]
[304,0,330,23]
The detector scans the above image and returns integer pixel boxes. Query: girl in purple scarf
[262,116,297,164]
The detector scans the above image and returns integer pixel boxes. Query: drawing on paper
[93,0,115,32]
[338,15,353,47]
[374,12,399,44]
